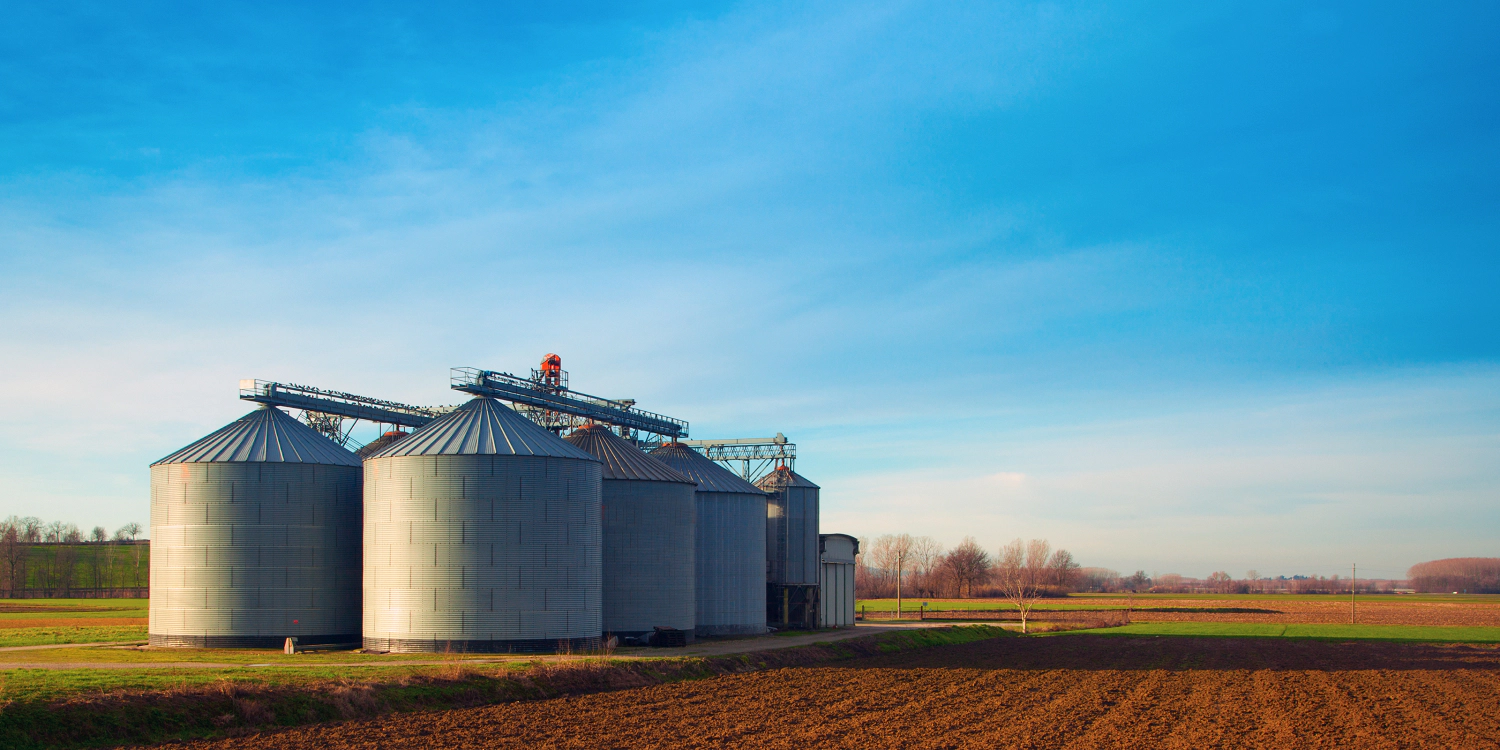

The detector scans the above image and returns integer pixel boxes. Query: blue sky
[2,2,1496,578]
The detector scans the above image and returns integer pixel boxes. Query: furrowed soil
[176,635,1500,750]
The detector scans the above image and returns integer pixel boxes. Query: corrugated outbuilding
[149,406,362,648]
[649,443,767,637]
[819,533,859,628]
[564,425,696,640]
[362,396,603,653]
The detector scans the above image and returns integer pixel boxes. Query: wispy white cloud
[823,366,1500,578]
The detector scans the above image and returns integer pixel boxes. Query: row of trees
[0,517,148,597]
[1077,568,1405,594]
[857,534,1081,599]
[0,517,143,545]
[1408,558,1500,594]
[855,535,1080,632]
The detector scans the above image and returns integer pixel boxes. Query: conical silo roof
[563,425,694,483]
[367,396,597,460]
[355,430,411,460]
[756,466,820,491]
[649,442,765,494]
[152,406,360,467]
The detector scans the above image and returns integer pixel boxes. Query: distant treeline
[856,534,1079,599]
[850,534,1485,598]
[1408,558,1500,594]
[0,517,149,597]
[1076,568,1401,595]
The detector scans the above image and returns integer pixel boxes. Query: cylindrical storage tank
[362,397,603,653]
[757,467,820,586]
[564,425,696,641]
[149,406,362,648]
[649,443,767,637]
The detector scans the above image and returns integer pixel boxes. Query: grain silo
[649,443,767,637]
[355,430,410,460]
[362,396,603,653]
[149,406,362,647]
[758,467,821,628]
[564,425,696,642]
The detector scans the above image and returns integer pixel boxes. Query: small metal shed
[818,533,859,628]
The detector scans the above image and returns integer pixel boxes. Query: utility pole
[1350,563,1357,625]
[895,549,905,620]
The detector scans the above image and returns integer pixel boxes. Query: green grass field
[0,599,149,646]
[0,598,148,619]
[0,625,147,647]
[1062,621,1500,642]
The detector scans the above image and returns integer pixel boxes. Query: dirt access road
[177,634,1500,750]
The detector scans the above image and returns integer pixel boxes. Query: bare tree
[0,521,21,596]
[860,534,915,606]
[908,536,946,597]
[90,526,108,543]
[53,539,79,596]
[941,537,992,598]
[1047,549,1080,591]
[1206,571,1234,594]
[20,517,43,543]
[111,522,146,588]
[994,538,1052,633]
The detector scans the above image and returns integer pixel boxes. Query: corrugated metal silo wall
[766,483,820,586]
[363,454,603,653]
[149,462,362,647]
[602,478,695,636]
[696,490,768,636]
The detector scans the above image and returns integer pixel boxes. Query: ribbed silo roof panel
[152,406,360,467]
[756,467,820,490]
[368,396,598,460]
[355,431,412,459]
[648,442,766,494]
[563,425,694,483]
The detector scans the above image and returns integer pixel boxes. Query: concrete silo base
[149,632,359,649]
[362,636,603,654]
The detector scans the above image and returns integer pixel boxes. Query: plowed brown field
[180,635,1500,749]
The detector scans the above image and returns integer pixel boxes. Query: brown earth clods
[177,635,1500,750]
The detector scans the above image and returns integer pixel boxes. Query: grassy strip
[0,625,1011,749]
[0,625,147,648]
[0,644,532,668]
[1061,622,1500,642]
[857,593,1500,610]
[0,600,147,622]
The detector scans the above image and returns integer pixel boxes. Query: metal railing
[450,367,687,439]
[238,380,444,429]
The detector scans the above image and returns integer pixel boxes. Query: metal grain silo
[758,467,821,628]
[355,430,410,460]
[564,425,695,641]
[648,443,767,637]
[149,406,362,648]
[362,397,603,653]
